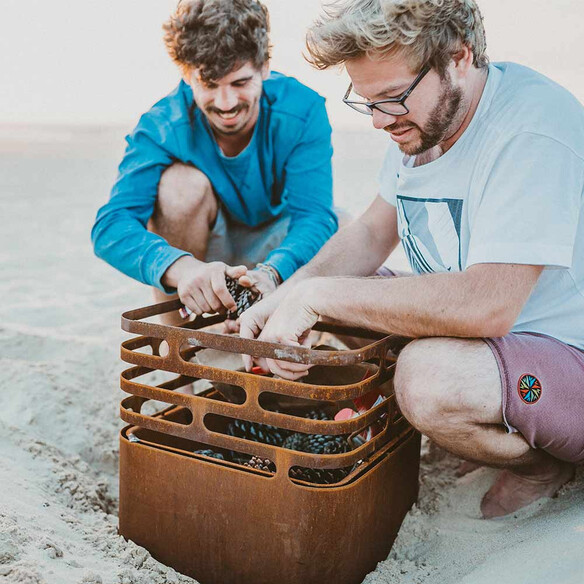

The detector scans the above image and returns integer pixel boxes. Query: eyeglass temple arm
[401,64,431,99]
[343,82,353,101]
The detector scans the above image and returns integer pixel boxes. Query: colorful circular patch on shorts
[518,374,542,404]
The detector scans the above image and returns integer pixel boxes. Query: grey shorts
[205,208,290,268]
[483,333,584,464]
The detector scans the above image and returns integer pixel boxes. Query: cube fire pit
[118,299,420,584]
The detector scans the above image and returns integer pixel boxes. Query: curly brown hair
[163,0,271,83]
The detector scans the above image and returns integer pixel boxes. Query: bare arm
[298,195,400,279]
[303,263,544,338]
[255,263,543,379]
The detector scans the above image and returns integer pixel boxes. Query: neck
[214,125,255,157]
[439,66,489,155]
[212,103,260,157]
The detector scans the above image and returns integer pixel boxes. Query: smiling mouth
[217,111,239,120]
[212,107,245,121]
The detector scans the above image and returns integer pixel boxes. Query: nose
[214,86,239,112]
[372,109,398,130]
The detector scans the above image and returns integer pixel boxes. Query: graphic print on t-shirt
[396,195,463,274]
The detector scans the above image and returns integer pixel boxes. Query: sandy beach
[1,124,583,584]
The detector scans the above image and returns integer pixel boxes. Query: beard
[385,76,464,156]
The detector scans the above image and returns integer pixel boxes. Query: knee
[157,163,215,218]
[394,338,462,433]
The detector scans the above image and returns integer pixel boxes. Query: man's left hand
[252,280,322,380]
[223,268,279,334]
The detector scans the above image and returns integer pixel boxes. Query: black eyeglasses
[343,64,431,116]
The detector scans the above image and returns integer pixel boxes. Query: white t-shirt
[379,62,584,349]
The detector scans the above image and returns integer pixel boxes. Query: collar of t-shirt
[214,120,259,191]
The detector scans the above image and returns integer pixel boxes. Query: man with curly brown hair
[92,0,337,321]
[240,0,584,519]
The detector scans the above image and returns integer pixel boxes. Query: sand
[1,124,582,584]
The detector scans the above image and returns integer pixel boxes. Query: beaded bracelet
[255,262,282,287]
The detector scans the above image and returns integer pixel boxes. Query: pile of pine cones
[194,408,354,484]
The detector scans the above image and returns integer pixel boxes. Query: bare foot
[481,459,575,519]
[456,460,482,477]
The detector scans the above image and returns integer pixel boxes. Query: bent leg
[147,163,218,321]
[394,337,574,518]
[148,162,218,261]
[395,337,536,466]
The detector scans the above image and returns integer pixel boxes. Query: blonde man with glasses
[240,0,584,518]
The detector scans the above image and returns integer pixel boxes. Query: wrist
[255,262,282,287]
[162,255,202,288]
[293,276,329,315]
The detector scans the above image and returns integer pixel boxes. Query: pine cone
[225,276,259,319]
[307,434,349,455]
[283,408,346,454]
[282,430,352,484]
[193,449,225,461]
[304,409,332,421]
[227,419,289,447]
[282,432,307,452]
[282,432,350,455]
[244,456,276,473]
[225,276,239,298]
[290,466,351,485]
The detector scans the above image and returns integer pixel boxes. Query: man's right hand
[162,255,247,316]
[238,289,285,371]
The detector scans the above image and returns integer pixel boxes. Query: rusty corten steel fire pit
[118,299,421,584]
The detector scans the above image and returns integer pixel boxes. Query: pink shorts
[376,266,584,463]
[483,333,584,464]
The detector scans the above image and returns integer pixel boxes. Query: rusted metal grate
[118,299,420,584]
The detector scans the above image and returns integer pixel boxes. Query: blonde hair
[306,0,488,75]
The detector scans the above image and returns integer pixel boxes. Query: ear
[451,44,474,80]
[181,66,194,86]
[261,61,270,81]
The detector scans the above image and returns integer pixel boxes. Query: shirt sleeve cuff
[466,243,574,269]
[262,250,298,282]
[147,247,193,293]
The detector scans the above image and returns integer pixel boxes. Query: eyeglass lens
[346,100,409,116]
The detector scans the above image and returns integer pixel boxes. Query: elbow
[91,211,117,261]
[480,320,513,339]
[91,221,113,263]
[460,306,516,339]
[90,223,103,259]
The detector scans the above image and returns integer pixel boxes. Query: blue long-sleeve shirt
[91,72,337,291]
